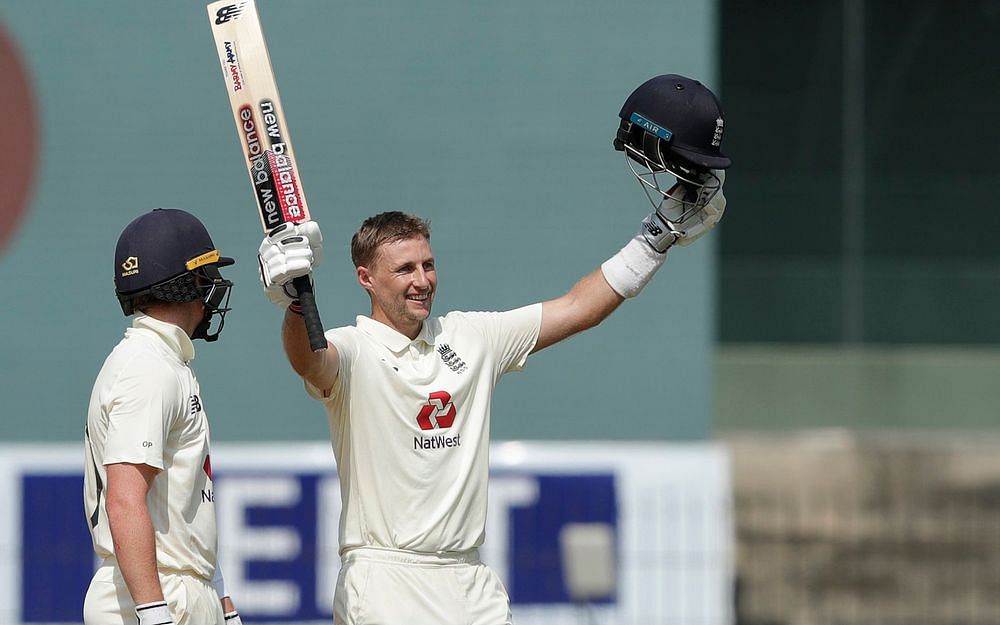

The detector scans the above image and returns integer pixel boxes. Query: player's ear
[356,266,374,291]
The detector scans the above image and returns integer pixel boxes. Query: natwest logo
[416,390,456,430]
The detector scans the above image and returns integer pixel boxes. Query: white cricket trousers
[335,547,513,625]
[83,559,225,625]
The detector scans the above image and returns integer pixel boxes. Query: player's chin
[407,296,433,317]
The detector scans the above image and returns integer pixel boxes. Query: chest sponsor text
[414,433,461,450]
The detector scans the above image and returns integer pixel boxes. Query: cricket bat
[207,0,326,351]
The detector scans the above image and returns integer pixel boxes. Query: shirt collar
[132,313,196,363]
[356,315,440,352]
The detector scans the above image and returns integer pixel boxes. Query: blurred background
[1,0,999,624]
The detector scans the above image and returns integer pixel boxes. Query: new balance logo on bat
[259,100,288,154]
[214,2,248,25]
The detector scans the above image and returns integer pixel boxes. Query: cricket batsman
[256,74,731,624]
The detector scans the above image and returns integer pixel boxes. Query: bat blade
[207,0,326,351]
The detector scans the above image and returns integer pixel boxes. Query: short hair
[350,211,431,268]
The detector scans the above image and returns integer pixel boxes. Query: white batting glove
[639,210,681,253]
[641,169,727,251]
[224,610,243,625]
[135,601,174,625]
[674,169,726,247]
[258,220,323,309]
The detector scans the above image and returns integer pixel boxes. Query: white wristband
[600,234,667,298]
[135,600,173,625]
[211,562,226,599]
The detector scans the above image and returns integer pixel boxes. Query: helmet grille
[149,272,201,303]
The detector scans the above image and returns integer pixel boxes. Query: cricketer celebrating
[83,209,242,625]
[256,74,731,624]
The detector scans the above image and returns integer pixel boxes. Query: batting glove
[641,169,727,252]
[135,601,174,625]
[224,610,243,625]
[258,220,323,309]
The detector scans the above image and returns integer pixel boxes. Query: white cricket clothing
[334,548,511,625]
[84,314,219,580]
[308,304,542,555]
[84,561,225,625]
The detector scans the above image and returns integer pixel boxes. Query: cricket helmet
[613,74,730,222]
[114,208,235,341]
[614,73,730,171]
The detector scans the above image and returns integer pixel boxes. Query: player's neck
[142,301,203,338]
[370,309,422,341]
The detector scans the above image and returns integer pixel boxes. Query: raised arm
[533,269,623,353]
[282,308,340,392]
[535,169,728,353]
[259,221,341,393]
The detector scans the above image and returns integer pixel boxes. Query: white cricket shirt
[84,314,218,579]
[309,304,542,554]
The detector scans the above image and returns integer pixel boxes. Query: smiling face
[357,235,437,339]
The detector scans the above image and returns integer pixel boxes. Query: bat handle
[293,275,327,352]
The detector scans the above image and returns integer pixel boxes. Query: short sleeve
[102,362,181,470]
[457,304,542,379]
[304,328,357,401]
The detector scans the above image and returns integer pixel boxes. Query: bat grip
[293,275,327,352]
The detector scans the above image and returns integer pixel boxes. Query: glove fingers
[641,170,727,251]
[299,221,323,268]
[281,258,313,279]
[268,223,323,269]
[280,246,314,262]
[707,191,726,215]
[258,241,283,264]
[258,220,323,309]
[259,255,313,287]
[299,220,323,244]
[264,259,312,284]
[657,197,686,222]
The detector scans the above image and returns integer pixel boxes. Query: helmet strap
[192,309,225,342]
